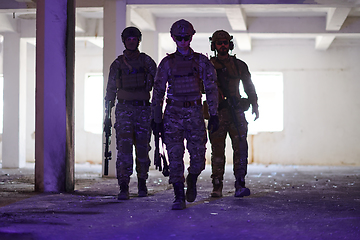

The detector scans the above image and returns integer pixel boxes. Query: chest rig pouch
[118,54,146,91]
[170,53,202,97]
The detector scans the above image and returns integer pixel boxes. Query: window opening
[84,73,103,134]
[242,72,283,134]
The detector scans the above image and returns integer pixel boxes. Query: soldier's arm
[201,56,219,116]
[237,59,259,120]
[238,60,257,105]
[151,58,169,117]
[105,59,120,103]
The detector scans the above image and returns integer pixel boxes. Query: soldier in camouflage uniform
[104,27,157,200]
[151,19,219,210]
[208,30,259,198]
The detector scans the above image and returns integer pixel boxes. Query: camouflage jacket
[105,49,157,102]
[152,48,218,116]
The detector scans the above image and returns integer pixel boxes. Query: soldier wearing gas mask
[208,30,259,198]
[151,19,219,210]
[104,26,157,200]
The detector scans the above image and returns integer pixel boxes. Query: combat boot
[186,173,199,202]
[118,182,130,200]
[234,180,250,197]
[138,178,148,197]
[172,182,186,210]
[211,178,223,198]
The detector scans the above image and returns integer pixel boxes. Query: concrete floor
[0,163,359,240]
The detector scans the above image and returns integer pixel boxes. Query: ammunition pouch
[121,68,146,91]
[169,52,202,97]
[173,74,200,96]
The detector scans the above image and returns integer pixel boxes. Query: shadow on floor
[0,163,359,240]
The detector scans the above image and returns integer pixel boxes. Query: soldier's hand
[252,104,259,121]
[208,115,219,133]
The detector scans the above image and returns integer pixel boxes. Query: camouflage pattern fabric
[163,105,207,184]
[209,55,258,182]
[114,103,151,185]
[209,107,248,181]
[105,49,157,185]
[151,48,219,184]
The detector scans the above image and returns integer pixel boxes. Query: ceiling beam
[0,0,35,9]
[233,33,251,51]
[76,36,104,48]
[76,19,103,38]
[247,16,360,34]
[75,13,86,33]
[0,13,17,32]
[315,35,335,50]
[130,8,156,31]
[125,0,360,5]
[326,7,351,31]
[225,7,247,31]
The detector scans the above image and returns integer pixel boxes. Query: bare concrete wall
[241,39,360,166]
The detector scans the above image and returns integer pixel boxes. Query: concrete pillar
[65,0,75,192]
[102,0,127,177]
[35,0,75,192]
[2,32,26,168]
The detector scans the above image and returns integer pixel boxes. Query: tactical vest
[117,53,147,91]
[211,56,241,81]
[169,53,202,97]
[211,56,250,111]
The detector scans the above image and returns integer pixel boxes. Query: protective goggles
[216,40,229,46]
[174,35,191,42]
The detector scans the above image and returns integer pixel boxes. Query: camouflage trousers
[114,103,151,185]
[209,107,249,182]
[163,105,207,184]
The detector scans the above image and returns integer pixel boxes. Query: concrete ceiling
[1,0,360,51]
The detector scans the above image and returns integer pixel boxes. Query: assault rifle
[153,105,169,177]
[103,100,113,176]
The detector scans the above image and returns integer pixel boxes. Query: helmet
[121,26,142,42]
[209,30,234,51]
[170,19,196,36]
[209,30,232,42]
